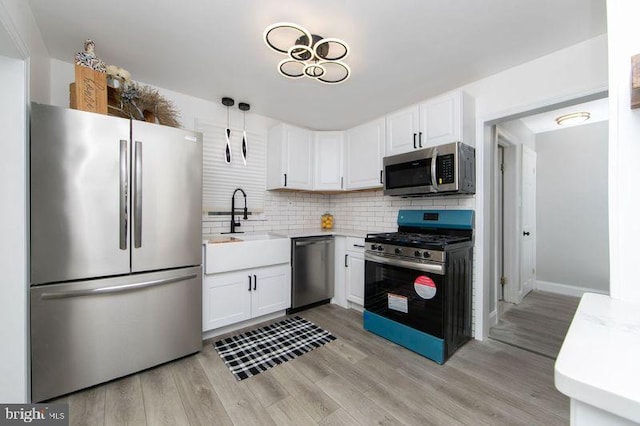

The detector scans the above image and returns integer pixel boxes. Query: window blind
[196,118,266,213]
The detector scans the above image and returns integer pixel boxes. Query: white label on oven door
[414,275,437,299]
[388,293,408,313]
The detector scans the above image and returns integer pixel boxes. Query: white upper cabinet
[345,117,385,190]
[385,105,420,156]
[314,131,345,190]
[386,90,475,156]
[266,124,313,190]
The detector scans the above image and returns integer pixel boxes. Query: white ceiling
[28,0,606,130]
[519,98,609,134]
[0,21,20,58]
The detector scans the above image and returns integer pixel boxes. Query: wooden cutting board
[206,236,242,244]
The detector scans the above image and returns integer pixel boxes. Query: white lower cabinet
[203,264,291,331]
[344,237,365,306]
[251,265,291,318]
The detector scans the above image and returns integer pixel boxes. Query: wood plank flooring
[51,304,569,425]
[489,290,581,359]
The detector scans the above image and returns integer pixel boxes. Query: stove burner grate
[366,232,470,248]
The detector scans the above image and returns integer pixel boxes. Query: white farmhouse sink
[204,232,290,274]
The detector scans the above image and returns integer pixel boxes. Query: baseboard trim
[202,310,286,341]
[488,309,498,327]
[535,280,608,298]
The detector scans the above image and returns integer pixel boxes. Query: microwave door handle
[431,148,439,192]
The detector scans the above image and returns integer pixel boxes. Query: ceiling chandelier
[263,22,351,84]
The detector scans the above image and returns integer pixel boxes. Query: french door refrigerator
[30,103,203,402]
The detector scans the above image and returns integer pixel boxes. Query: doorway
[485,94,609,357]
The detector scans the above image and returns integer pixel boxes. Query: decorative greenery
[111,81,181,128]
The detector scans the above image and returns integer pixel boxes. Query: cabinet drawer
[346,237,365,252]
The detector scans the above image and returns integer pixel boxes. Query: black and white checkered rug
[213,316,336,380]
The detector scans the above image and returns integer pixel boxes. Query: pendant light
[221,97,234,164]
[239,102,250,165]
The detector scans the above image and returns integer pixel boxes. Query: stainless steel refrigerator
[29,103,203,402]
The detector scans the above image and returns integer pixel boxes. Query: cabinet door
[385,105,420,156]
[203,271,252,331]
[314,131,344,190]
[419,91,461,147]
[284,126,313,189]
[252,264,291,318]
[345,118,385,190]
[345,252,365,305]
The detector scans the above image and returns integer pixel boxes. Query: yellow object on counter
[321,213,334,229]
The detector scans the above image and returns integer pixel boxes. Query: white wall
[536,122,609,293]
[607,1,640,302]
[0,54,28,403]
[498,119,535,149]
[0,0,49,102]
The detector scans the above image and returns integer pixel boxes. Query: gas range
[363,209,475,364]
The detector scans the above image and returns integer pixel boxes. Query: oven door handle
[365,253,445,275]
[431,148,439,192]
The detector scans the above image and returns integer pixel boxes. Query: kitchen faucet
[229,188,248,233]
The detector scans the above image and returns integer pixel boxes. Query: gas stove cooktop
[365,231,471,250]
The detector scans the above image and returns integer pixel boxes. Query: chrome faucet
[229,188,248,233]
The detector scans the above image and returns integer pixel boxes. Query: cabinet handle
[248,275,252,291]
[253,274,257,290]
[345,254,349,267]
[341,176,344,189]
[419,132,423,148]
[413,133,417,149]
[284,173,287,187]
[380,170,383,184]
[353,244,365,248]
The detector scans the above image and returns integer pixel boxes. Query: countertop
[271,228,369,239]
[203,229,369,244]
[554,293,640,423]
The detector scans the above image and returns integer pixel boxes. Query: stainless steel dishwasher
[289,236,335,313]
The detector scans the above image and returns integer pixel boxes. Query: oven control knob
[370,244,377,250]
[394,248,402,254]
[376,245,384,251]
[414,250,421,257]
[423,252,431,258]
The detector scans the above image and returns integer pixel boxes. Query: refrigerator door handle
[119,140,128,250]
[40,273,198,300]
[134,141,143,248]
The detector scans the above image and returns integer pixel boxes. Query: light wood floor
[52,304,569,425]
[489,290,581,359]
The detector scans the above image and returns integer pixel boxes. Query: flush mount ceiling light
[555,111,591,126]
[263,22,350,84]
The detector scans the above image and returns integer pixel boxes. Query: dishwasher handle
[293,237,334,247]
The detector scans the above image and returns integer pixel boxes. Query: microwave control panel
[437,154,455,184]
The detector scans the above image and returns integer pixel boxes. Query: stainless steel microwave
[383,142,475,196]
